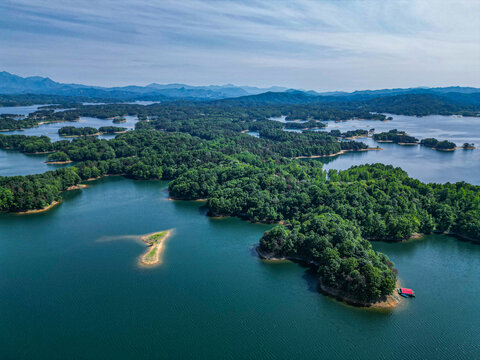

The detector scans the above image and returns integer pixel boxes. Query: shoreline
[59,130,127,138]
[168,197,207,202]
[66,184,89,191]
[318,281,401,309]
[344,135,368,140]
[16,201,60,215]
[60,132,102,138]
[45,160,73,164]
[24,151,56,155]
[432,147,456,151]
[295,147,383,159]
[12,184,90,214]
[139,229,173,266]
[257,247,401,309]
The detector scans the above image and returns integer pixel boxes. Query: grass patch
[144,247,157,261]
[146,231,167,244]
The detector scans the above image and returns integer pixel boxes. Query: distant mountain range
[1,71,479,103]
[0,71,287,101]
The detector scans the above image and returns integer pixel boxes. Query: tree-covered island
[373,129,419,144]
[58,126,127,137]
[420,138,457,150]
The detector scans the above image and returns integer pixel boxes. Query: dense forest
[0,99,479,305]
[59,126,99,137]
[58,126,126,137]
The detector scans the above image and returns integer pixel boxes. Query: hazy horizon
[1,0,479,91]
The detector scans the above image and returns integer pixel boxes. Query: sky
[1,0,479,91]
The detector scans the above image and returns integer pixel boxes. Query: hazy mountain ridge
[0,71,287,100]
[0,71,478,103]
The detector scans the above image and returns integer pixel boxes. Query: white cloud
[1,0,479,90]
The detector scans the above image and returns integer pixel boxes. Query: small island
[98,126,127,134]
[373,129,419,145]
[420,138,457,150]
[59,126,100,137]
[139,230,173,266]
[283,120,326,130]
[328,129,369,139]
[462,142,476,150]
[58,126,127,138]
[112,116,127,123]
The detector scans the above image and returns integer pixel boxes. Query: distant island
[373,130,477,151]
[58,126,126,137]
[373,129,419,145]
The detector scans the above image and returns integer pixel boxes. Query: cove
[0,177,479,359]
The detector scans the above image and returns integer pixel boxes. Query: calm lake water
[271,114,480,185]
[0,178,479,359]
[0,149,69,176]
[2,115,138,142]
[0,104,53,116]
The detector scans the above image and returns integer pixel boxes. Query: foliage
[420,138,457,150]
[59,126,98,136]
[373,129,419,144]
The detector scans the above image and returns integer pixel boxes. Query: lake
[2,115,138,142]
[0,178,478,359]
[0,104,51,116]
[0,149,69,176]
[0,107,138,175]
[271,114,480,185]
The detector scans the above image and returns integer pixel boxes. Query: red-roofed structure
[399,288,414,296]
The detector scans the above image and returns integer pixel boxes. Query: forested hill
[1,71,479,113]
[217,92,480,116]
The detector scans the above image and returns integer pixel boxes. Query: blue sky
[1,0,479,91]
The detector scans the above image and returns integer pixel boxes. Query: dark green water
[1,178,479,359]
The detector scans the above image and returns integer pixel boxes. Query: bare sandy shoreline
[139,229,174,266]
[295,148,383,159]
[16,201,61,215]
[45,160,73,164]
